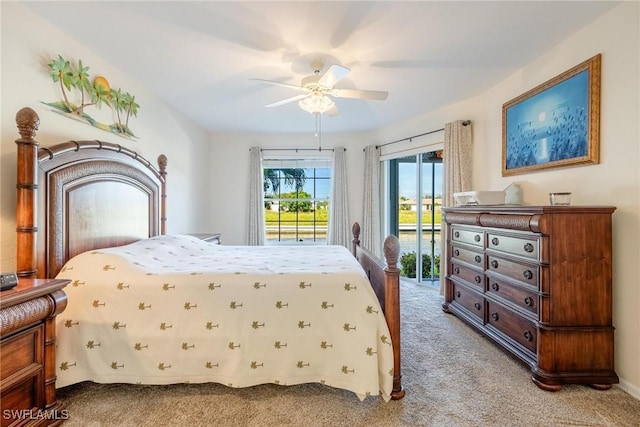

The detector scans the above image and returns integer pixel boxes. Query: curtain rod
[255,148,342,152]
[376,120,470,149]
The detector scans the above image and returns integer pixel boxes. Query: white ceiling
[23,1,619,135]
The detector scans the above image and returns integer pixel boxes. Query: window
[263,157,332,245]
[387,151,443,285]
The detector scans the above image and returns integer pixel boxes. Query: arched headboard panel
[15,107,167,278]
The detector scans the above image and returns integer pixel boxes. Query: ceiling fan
[251,60,388,115]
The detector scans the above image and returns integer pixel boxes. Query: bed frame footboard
[352,222,405,400]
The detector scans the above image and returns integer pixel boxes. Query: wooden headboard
[15,107,167,279]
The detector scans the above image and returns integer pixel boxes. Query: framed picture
[502,54,601,176]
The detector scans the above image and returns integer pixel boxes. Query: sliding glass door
[388,151,443,285]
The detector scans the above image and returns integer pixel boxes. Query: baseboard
[616,377,640,401]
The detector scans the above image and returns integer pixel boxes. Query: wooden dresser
[442,205,618,391]
[0,279,69,426]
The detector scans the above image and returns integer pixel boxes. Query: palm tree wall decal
[45,54,140,139]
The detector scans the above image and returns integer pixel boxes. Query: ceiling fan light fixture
[299,94,334,114]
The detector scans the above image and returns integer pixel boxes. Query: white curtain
[247,146,265,246]
[362,145,382,257]
[328,147,350,248]
[440,121,473,294]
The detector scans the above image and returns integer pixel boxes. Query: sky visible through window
[398,162,443,199]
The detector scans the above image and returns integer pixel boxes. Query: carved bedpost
[383,234,405,400]
[15,107,40,277]
[351,222,361,256]
[158,154,167,235]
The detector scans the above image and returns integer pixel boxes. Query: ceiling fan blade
[250,78,306,92]
[326,105,340,117]
[317,64,350,87]
[331,88,388,100]
[265,93,310,108]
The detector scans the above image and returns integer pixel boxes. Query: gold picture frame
[502,54,601,176]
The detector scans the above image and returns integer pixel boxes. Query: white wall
[0,3,213,270]
[210,2,640,397]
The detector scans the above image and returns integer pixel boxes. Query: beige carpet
[57,281,640,426]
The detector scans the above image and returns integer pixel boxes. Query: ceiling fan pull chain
[317,113,322,151]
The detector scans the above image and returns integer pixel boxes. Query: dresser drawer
[1,374,41,427]
[487,301,537,355]
[486,276,539,319]
[451,226,484,248]
[450,261,484,292]
[451,244,484,268]
[487,255,539,289]
[451,283,484,322]
[487,232,539,260]
[0,325,43,381]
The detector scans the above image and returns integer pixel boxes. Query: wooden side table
[188,233,222,244]
[1,278,70,426]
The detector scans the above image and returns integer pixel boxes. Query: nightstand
[188,233,222,244]
[0,278,70,426]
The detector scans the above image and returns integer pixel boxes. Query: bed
[13,106,404,405]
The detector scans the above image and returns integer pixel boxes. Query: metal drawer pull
[454,267,460,274]
[523,270,533,280]
[474,234,481,242]
[475,276,482,284]
[454,231,460,238]
[491,260,499,268]
[475,255,482,263]
[491,237,499,245]
[454,249,460,256]
[524,297,534,307]
[491,282,499,291]
[524,243,534,253]
[474,302,481,310]
[523,330,533,341]
[491,312,499,321]
[455,291,461,298]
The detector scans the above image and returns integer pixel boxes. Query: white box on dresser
[442,205,618,391]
